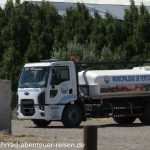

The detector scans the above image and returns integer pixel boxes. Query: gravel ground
[1,118,150,150]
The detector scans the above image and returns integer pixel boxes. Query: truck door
[47,65,75,104]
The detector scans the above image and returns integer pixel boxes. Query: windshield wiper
[19,84,29,88]
[20,83,44,88]
[31,83,45,88]
[29,83,39,88]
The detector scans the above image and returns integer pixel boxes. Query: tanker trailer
[78,66,150,124]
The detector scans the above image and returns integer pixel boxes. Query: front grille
[21,99,35,116]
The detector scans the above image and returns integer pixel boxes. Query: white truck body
[78,67,150,98]
[17,60,150,127]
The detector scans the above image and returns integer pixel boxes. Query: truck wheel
[32,119,51,127]
[139,117,146,124]
[113,117,136,124]
[62,105,82,127]
[140,103,150,124]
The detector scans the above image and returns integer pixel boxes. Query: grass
[0,131,50,143]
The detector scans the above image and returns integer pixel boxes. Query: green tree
[51,39,99,62]
[90,11,106,54]
[0,43,21,90]
[61,3,92,44]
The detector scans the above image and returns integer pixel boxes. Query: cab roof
[24,61,74,67]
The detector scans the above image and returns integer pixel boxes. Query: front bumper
[17,99,48,120]
[17,99,65,121]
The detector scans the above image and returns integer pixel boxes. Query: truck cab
[17,60,82,127]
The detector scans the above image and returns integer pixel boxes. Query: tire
[113,117,136,124]
[140,103,150,124]
[62,105,82,127]
[32,119,51,127]
[139,116,146,124]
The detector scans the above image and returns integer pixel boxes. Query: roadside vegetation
[0,0,149,108]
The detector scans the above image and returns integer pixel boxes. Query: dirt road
[1,118,150,150]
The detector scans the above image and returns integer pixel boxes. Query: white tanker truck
[17,60,150,127]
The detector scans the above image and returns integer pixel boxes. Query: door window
[51,66,70,85]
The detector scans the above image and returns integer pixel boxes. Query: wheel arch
[61,98,86,121]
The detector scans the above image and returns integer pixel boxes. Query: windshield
[19,67,50,88]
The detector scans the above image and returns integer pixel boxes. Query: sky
[0,0,150,8]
